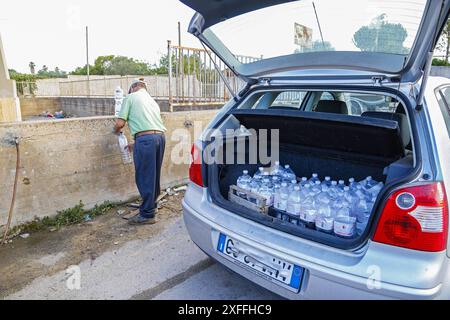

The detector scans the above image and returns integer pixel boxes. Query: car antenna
[312,2,325,50]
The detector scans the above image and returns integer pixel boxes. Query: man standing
[114,79,166,225]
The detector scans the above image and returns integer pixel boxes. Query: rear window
[210,0,428,60]
[239,90,401,116]
[342,92,399,115]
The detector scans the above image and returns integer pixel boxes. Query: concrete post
[0,33,21,122]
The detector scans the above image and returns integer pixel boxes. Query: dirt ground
[0,192,185,298]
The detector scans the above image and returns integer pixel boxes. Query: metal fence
[15,43,261,110]
[166,41,260,106]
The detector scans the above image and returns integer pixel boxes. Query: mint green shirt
[118,89,166,137]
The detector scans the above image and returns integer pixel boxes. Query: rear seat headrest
[361,111,411,148]
[315,100,348,115]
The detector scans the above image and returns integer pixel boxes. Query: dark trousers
[133,133,166,218]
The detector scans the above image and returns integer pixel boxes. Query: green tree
[436,20,450,63]
[353,14,408,54]
[29,62,36,75]
[296,40,335,53]
[70,55,155,76]
[37,66,67,78]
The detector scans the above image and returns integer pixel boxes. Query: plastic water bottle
[322,176,332,187]
[299,191,317,228]
[338,180,346,190]
[249,178,261,195]
[367,182,384,198]
[360,176,378,190]
[355,184,372,202]
[315,188,334,233]
[311,181,322,194]
[274,182,290,212]
[114,86,124,117]
[286,186,302,216]
[334,202,356,238]
[271,161,284,177]
[288,179,298,192]
[272,176,282,190]
[327,181,338,198]
[355,197,372,235]
[309,173,320,185]
[301,183,311,197]
[237,170,252,198]
[282,165,296,182]
[343,186,359,214]
[258,176,275,206]
[348,178,357,189]
[118,133,132,164]
[253,167,265,180]
[300,177,308,187]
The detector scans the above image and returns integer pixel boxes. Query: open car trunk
[207,109,415,249]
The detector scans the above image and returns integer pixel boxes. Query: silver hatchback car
[181,0,450,299]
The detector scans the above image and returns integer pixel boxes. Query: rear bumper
[182,186,448,300]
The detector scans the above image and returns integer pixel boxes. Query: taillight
[189,144,204,187]
[373,182,448,252]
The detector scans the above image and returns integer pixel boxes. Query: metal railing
[166,41,260,108]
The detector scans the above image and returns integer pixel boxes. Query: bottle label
[334,220,355,237]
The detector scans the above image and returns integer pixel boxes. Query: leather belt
[135,130,164,138]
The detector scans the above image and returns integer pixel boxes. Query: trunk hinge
[259,78,271,86]
[200,41,238,102]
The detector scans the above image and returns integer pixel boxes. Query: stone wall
[0,110,217,229]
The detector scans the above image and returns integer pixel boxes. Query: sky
[0,0,198,73]
[0,0,429,74]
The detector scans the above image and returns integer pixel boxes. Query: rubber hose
[2,138,20,244]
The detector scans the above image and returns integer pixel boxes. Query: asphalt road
[6,216,280,300]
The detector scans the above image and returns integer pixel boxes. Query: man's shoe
[128,215,157,225]
[122,209,140,220]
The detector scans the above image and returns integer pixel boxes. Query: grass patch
[6,200,120,238]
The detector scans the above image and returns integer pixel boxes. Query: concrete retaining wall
[20,97,61,118]
[0,97,20,122]
[60,97,221,116]
[0,110,217,230]
[431,66,450,78]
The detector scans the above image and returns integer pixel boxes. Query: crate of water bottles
[233,161,384,238]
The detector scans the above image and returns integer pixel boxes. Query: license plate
[217,233,304,293]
